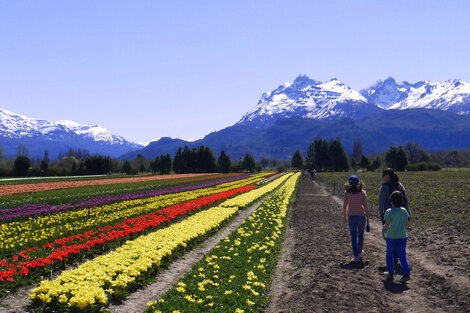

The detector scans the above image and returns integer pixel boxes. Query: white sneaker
[358,250,365,257]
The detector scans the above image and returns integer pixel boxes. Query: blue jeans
[386,238,410,275]
[348,216,365,258]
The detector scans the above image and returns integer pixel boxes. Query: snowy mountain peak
[0,108,142,158]
[238,75,380,127]
[293,74,320,88]
[57,120,83,129]
[363,78,470,114]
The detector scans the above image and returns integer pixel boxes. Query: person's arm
[401,183,412,218]
[343,193,348,225]
[383,220,390,230]
[362,190,370,224]
[383,209,391,231]
[378,186,387,224]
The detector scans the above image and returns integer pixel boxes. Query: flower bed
[0,185,257,286]
[29,174,289,311]
[0,175,265,255]
[146,173,299,313]
[220,173,291,208]
[0,173,225,197]
[0,174,249,221]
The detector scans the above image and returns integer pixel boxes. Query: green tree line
[0,143,262,177]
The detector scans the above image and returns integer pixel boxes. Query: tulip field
[0,173,215,197]
[0,171,300,312]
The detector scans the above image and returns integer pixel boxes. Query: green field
[317,170,470,232]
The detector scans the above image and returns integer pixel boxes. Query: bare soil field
[267,178,469,313]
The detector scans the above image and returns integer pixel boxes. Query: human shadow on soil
[340,260,369,270]
[381,278,410,294]
[377,266,410,294]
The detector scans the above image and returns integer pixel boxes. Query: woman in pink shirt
[343,175,370,261]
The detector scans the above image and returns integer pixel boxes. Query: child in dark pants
[383,190,411,282]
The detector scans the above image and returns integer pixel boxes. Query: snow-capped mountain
[238,75,470,129]
[362,78,470,114]
[238,75,382,127]
[0,108,142,159]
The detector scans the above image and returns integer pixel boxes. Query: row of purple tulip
[0,174,251,221]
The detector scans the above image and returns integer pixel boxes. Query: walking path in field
[267,178,470,313]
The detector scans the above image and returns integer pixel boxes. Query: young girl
[343,175,370,262]
[383,190,411,282]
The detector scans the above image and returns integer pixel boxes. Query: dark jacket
[378,180,411,224]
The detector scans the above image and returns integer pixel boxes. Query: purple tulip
[0,174,251,221]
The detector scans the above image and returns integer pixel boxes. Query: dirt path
[267,178,470,313]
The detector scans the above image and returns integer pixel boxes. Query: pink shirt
[344,190,367,216]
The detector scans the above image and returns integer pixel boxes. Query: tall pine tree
[291,150,304,171]
[329,138,349,171]
[384,146,408,171]
[217,150,231,173]
[353,138,363,161]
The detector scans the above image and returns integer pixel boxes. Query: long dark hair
[382,168,404,192]
[344,181,363,194]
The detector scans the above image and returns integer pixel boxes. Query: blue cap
[349,175,359,183]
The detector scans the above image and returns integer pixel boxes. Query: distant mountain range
[238,75,470,128]
[3,75,470,161]
[123,75,470,160]
[121,109,470,161]
[361,77,470,112]
[0,109,142,159]
[237,75,382,128]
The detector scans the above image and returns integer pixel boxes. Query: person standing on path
[379,169,411,262]
[378,168,411,225]
[343,175,370,262]
[383,190,411,282]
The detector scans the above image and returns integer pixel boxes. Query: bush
[407,162,442,171]
[0,167,11,177]
[277,165,287,173]
[14,156,31,176]
[29,167,42,177]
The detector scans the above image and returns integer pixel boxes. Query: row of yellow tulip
[0,174,267,252]
[29,173,288,311]
[220,173,292,208]
[146,173,300,313]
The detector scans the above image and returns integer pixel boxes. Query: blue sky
[1,1,469,144]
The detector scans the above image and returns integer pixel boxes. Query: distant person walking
[383,190,411,282]
[343,175,370,261]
